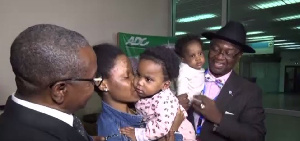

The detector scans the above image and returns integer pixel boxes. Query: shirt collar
[12,93,74,127]
[207,69,232,83]
[102,102,143,127]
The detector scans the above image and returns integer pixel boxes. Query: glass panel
[174,0,222,49]
[229,0,300,112]
[228,1,300,140]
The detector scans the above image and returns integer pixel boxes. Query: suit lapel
[4,97,88,141]
[215,71,241,113]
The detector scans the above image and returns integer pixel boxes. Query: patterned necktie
[73,116,89,141]
[196,73,225,135]
[204,73,225,89]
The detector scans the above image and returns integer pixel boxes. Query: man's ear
[162,80,171,90]
[50,82,67,104]
[236,52,243,62]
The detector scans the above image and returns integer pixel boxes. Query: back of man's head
[10,24,90,95]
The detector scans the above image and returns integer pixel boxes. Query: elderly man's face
[63,46,97,113]
[208,39,242,77]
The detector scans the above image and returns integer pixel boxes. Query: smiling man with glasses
[180,21,266,141]
[0,24,105,141]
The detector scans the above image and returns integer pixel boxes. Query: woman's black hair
[93,43,124,94]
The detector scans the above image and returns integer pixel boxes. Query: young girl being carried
[121,46,196,141]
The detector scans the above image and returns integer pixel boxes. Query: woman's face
[105,54,140,103]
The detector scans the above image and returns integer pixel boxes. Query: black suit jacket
[0,97,89,141]
[188,71,266,141]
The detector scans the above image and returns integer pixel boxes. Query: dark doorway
[284,66,300,93]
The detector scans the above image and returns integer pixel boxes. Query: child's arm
[158,108,185,141]
[139,96,179,140]
[121,107,185,141]
[177,71,191,110]
[177,71,189,96]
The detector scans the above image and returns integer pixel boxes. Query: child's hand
[177,94,190,110]
[120,127,137,141]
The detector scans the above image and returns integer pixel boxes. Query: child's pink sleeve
[144,95,179,140]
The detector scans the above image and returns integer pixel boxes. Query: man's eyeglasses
[209,46,240,59]
[49,77,103,88]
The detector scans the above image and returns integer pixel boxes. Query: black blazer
[0,97,89,141]
[188,71,266,141]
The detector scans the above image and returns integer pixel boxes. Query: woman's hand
[158,130,175,141]
[120,127,137,141]
[158,108,185,141]
[92,136,106,141]
[171,108,185,131]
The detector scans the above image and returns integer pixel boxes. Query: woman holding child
[93,44,185,141]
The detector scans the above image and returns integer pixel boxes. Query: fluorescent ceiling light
[284,47,300,49]
[175,32,187,36]
[200,37,206,40]
[274,43,295,45]
[279,45,300,47]
[283,0,300,4]
[247,38,273,42]
[292,26,300,29]
[249,0,300,10]
[274,14,300,21]
[247,31,265,35]
[204,41,210,44]
[247,36,275,40]
[274,40,287,42]
[206,26,222,30]
[177,14,217,23]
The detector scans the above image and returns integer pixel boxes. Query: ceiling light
[274,43,295,45]
[279,45,300,47]
[283,0,300,4]
[175,32,187,36]
[247,38,274,42]
[292,26,300,29]
[274,14,300,21]
[274,40,287,42]
[176,14,217,23]
[247,31,265,35]
[249,0,300,10]
[200,37,206,40]
[247,36,275,40]
[206,26,222,30]
[204,41,210,44]
[284,47,300,49]
[250,1,285,10]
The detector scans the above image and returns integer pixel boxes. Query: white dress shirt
[193,70,232,129]
[12,93,74,127]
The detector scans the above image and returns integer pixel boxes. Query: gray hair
[10,24,90,94]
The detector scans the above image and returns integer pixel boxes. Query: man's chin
[210,68,225,76]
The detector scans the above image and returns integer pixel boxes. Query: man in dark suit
[0,24,104,141]
[180,21,266,141]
